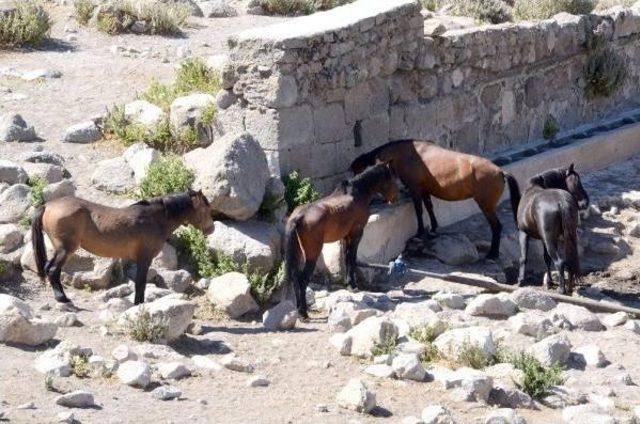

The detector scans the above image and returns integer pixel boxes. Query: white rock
[602,312,627,327]
[0,223,23,253]
[22,162,64,184]
[152,385,182,400]
[433,292,466,310]
[42,179,76,203]
[117,361,151,388]
[247,375,270,387]
[90,157,135,194]
[363,364,395,379]
[624,319,640,334]
[124,100,165,129]
[0,159,28,184]
[119,296,195,342]
[206,272,259,318]
[402,416,423,424]
[433,326,495,363]
[427,233,479,265]
[562,404,616,424]
[484,408,526,424]
[192,355,222,371]
[157,269,192,293]
[446,368,493,403]
[112,344,138,363]
[55,390,96,408]
[574,345,607,368]
[0,113,36,142]
[336,378,376,414]
[329,333,352,356]
[528,333,572,367]
[0,294,57,346]
[34,341,91,376]
[123,143,161,184]
[70,258,120,290]
[393,300,442,329]
[392,353,427,381]
[0,184,30,224]
[421,405,455,424]
[158,362,191,380]
[62,121,101,143]
[262,300,298,331]
[54,312,78,327]
[508,311,556,340]
[466,293,517,317]
[345,316,398,359]
[199,0,238,17]
[220,353,254,373]
[551,304,604,331]
[510,288,556,311]
[169,93,216,144]
[57,411,76,423]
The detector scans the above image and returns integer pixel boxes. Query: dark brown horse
[516,164,590,294]
[351,140,520,259]
[283,164,399,318]
[32,190,214,305]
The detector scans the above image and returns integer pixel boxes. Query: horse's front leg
[517,231,528,286]
[297,261,316,320]
[422,193,438,235]
[133,256,152,305]
[345,230,364,290]
[410,193,425,238]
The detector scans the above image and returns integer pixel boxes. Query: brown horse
[31,190,214,305]
[351,140,521,259]
[516,164,589,294]
[283,164,399,318]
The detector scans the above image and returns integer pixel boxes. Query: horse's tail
[503,172,521,224]
[282,215,303,302]
[561,201,581,279]
[31,206,47,281]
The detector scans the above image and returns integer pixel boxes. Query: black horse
[516,164,590,294]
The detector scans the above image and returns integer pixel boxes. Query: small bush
[505,351,564,399]
[0,1,51,48]
[19,215,32,229]
[514,0,594,21]
[0,262,7,277]
[124,307,169,343]
[422,0,442,10]
[584,46,627,99]
[70,353,90,378]
[543,116,559,140]
[73,0,96,25]
[456,340,491,369]
[136,155,195,199]
[595,0,636,9]
[260,0,316,15]
[283,171,320,213]
[371,335,397,357]
[410,326,442,364]
[96,0,189,35]
[44,373,56,392]
[247,262,285,306]
[28,177,47,208]
[447,0,513,24]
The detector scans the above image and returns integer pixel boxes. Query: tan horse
[31,190,214,305]
[283,164,399,318]
[351,140,521,259]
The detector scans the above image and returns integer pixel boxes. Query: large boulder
[124,100,165,129]
[0,113,37,142]
[262,300,298,331]
[465,293,518,317]
[20,150,65,167]
[433,326,496,363]
[550,304,604,331]
[42,179,76,203]
[345,316,398,359]
[169,93,216,145]
[0,160,28,185]
[123,143,161,184]
[0,184,30,224]
[183,132,269,220]
[90,157,135,194]
[336,378,376,414]
[22,162,64,184]
[206,219,280,273]
[391,353,427,381]
[527,333,571,367]
[0,224,23,253]
[206,272,259,318]
[510,288,556,311]
[444,367,493,403]
[117,360,151,388]
[62,121,101,144]
[508,311,556,340]
[425,234,479,265]
[119,296,195,342]
[69,258,121,290]
[0,294,57,346]
[34,341,92,376]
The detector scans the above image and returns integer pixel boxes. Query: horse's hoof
[54,293,71,303]
[485,253,499,261]
[298,312,310,322]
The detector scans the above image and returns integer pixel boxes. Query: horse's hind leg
[422,193,438,234]
[411,192,425,237]
[297,261,316,320]
[478,203,502,260]
[133,256,152,305]
[48,249,71,303]
[543,237,567,294]
[517,231,528,286]
[345,229,364,290]
[542,246,553,290]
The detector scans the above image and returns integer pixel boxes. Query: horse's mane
[350,139,415,171]
[346,163,391,195]
[134,192,193,218]
[529,166,569,189]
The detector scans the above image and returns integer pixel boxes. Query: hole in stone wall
[354,120,362,147]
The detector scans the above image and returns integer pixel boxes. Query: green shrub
[28,177,47,208]
[73,0,96,25]
[456,341,491,369]
[504,351,564,399]
[123,307,169,343]
[422,0,442,10]
[596,0,636,9]
[136,155,195,199]
[70,353,90,378]
[260,0,316,15]
[283,171,320,213]
[409,325,443,364]
[95,0,189,35]
[247,262,285,306]
[0,262,7,277]
[447,0,513,24]
[19,215,32,229]
[371,335,397,357]
[0,1,51,48]
[514,0,595,21]
[543,116,559,140]
[584,46,627,99]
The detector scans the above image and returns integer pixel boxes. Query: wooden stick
[358,261,640,317]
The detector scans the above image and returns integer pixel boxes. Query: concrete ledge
[356,120,640,264]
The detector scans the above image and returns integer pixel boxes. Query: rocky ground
[3,1,640,424]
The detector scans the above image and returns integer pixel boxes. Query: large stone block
[314,103,349,144]
[246,105,314,150]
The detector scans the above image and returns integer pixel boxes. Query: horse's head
[188,189,215,235]
[350,152,375,176]
[376,163,399,204]
[564,163,589,210]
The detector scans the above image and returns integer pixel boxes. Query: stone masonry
[215,0,640,192]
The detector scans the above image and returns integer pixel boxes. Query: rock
[247,375,270,387]
[117,361,151,388]
[421,405,455,424]
[602,312,627,327]
[90,157,135,194]
[151,243,178,270]
[392,300,442,329]
[364,364,395,378]
[508,311,556,340]
[55,390,96,408]
[62,121,101,143]
[392,353,427,381]
[57,411,76,423]
[466,293,518,317]
[329,333,352,356]
[101,283,134,302]
[0,294,57,346]
[528,333,571,367]
[0,224,23,253]
[205,54,234,89]
[152,385,182,400]
[484,408,526,424]
[220,353,254,373]
[183,132,269,220]
[574,345,608,368]
[0,113,37,142]
[169,93,216,145]
[0,159,28,184]
[70,258,120,290]
[20,68,61,81]
[34,341,91,376]
[42,179,76,203]
[510,288,556,311]
[562,404,616,424]
[345,316,398,358]
[112,344,137,363]
[119,296,195,342]
[123,143,161,183]
[433,327,495,363]
[21,150,65,167]
[199,0,238,17]
[489,383,535,409]
[446,368,493,403]
[433,292,466,310]
[206,219,281,273]
[192,355,222,371]
[328,305,353,333]
[55,312,78,327]
[158,362,190,380]
[263,300,298,330]
[124,100,165,129]
[125,284,172,303]
[336,378,376,414]
[206,272,259,318]
[22,162,64,184]
[589,240,620,256]
[624,319,640,334]
[426,233,479,265]
[551,304,604,331]
[157,269,192,293]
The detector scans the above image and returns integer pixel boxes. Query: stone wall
[215,0,640,192]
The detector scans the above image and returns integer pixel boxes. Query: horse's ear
[567,163,575,175]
